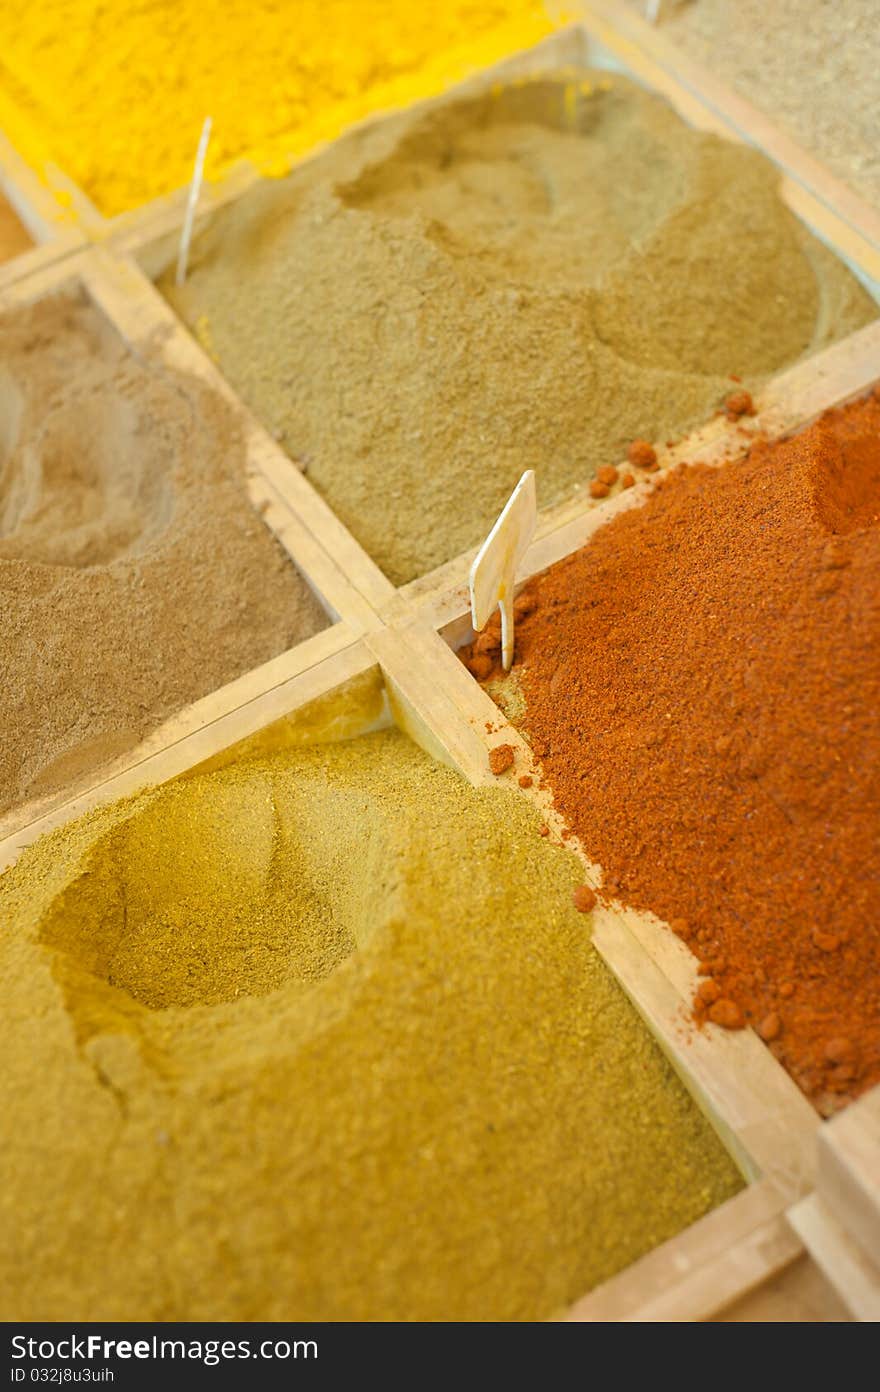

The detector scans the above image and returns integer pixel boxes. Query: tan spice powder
[0,291,328,816]
[641,0,880,211]
[0,729,742,1320]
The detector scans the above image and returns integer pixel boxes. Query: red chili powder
[465,390,880,1112]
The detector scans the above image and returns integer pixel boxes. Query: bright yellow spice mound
[0,0,555,216]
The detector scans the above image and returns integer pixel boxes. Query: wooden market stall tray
[0,3,878,1321]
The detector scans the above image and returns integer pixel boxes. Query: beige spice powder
[0,291,328,816]
[636,0,880,211]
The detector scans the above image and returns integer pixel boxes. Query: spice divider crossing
[785,1085,880,1314]
[818,1087,880,1262]
[0,125,86,293]
[787,1087,880,1317]
[788,1195,880,1322]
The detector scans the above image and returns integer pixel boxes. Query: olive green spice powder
[0,730,741,1320]
[163,71,875,584]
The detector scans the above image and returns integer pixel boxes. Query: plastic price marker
[176,116,213,288]
[469,469,537,672]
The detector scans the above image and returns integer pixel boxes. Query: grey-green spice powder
[162,71,875,584]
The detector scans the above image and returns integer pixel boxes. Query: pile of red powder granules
[464,390,880,1111]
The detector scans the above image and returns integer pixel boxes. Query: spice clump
[627,439,659,470]
[724,389,756,419]
[573,885,597,913]
[488,743,515,775]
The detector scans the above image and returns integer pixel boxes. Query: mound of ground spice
[0,291,327,816]
[464,391,880,1112]
[163,71,874,586]
[0,726,740,1320]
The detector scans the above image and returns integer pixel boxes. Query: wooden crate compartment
[0,4,876,1322]
[425,331,880,1102]
[0,632,818,1320]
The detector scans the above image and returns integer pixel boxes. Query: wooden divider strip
[568,1180,800,1322]
[0,626,366,869]
[788,1195,880,1322]
[817,1087,880,1266]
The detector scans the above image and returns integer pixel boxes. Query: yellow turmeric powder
[0,1,555,216]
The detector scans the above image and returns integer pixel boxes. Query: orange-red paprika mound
[465,391,880,1112]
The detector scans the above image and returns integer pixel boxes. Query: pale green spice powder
[0,730,742,1320]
